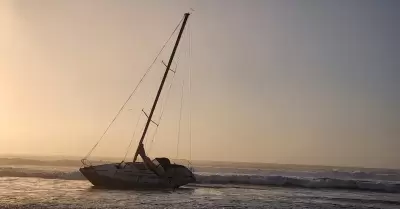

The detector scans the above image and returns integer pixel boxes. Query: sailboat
[79,13,196,189]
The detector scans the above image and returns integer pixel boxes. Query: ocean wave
[0,167,399,193]
[0,167,84,180]
[194,167,400,182]
[195,173,400,193]
[2,158,400,181]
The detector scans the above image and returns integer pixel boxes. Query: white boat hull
[80,162,195,189]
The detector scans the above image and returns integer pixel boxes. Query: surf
[1,166,399,193]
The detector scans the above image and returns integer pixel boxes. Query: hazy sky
[1,0,399,168]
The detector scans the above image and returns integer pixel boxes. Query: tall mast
[133,13,190,162]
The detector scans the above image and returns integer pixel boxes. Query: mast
[133,13,190,162]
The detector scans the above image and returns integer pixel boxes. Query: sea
[0,157,399,209]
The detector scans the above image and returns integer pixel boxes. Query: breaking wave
[0,167,84,180]
[195,173,400,193]
[0,167,399,193]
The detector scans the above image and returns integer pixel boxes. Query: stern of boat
[167,164,197,187]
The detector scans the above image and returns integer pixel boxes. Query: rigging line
[176,80,185,159]
[188,19,193,161]
[83,16,185,160]
[147,73,177,155]
[174,24,190,159]
[146,32,187,155]
[147,37,188,155]
[132,40,183,158]
[123,112,143,162]
[147,66,181,154]
[145,46,182,154]
[153,22,186,126]
[144,123,158,150]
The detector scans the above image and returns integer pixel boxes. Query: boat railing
[172,159,195,172]
[81,158,92,167]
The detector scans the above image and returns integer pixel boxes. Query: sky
[0,0,399,169]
